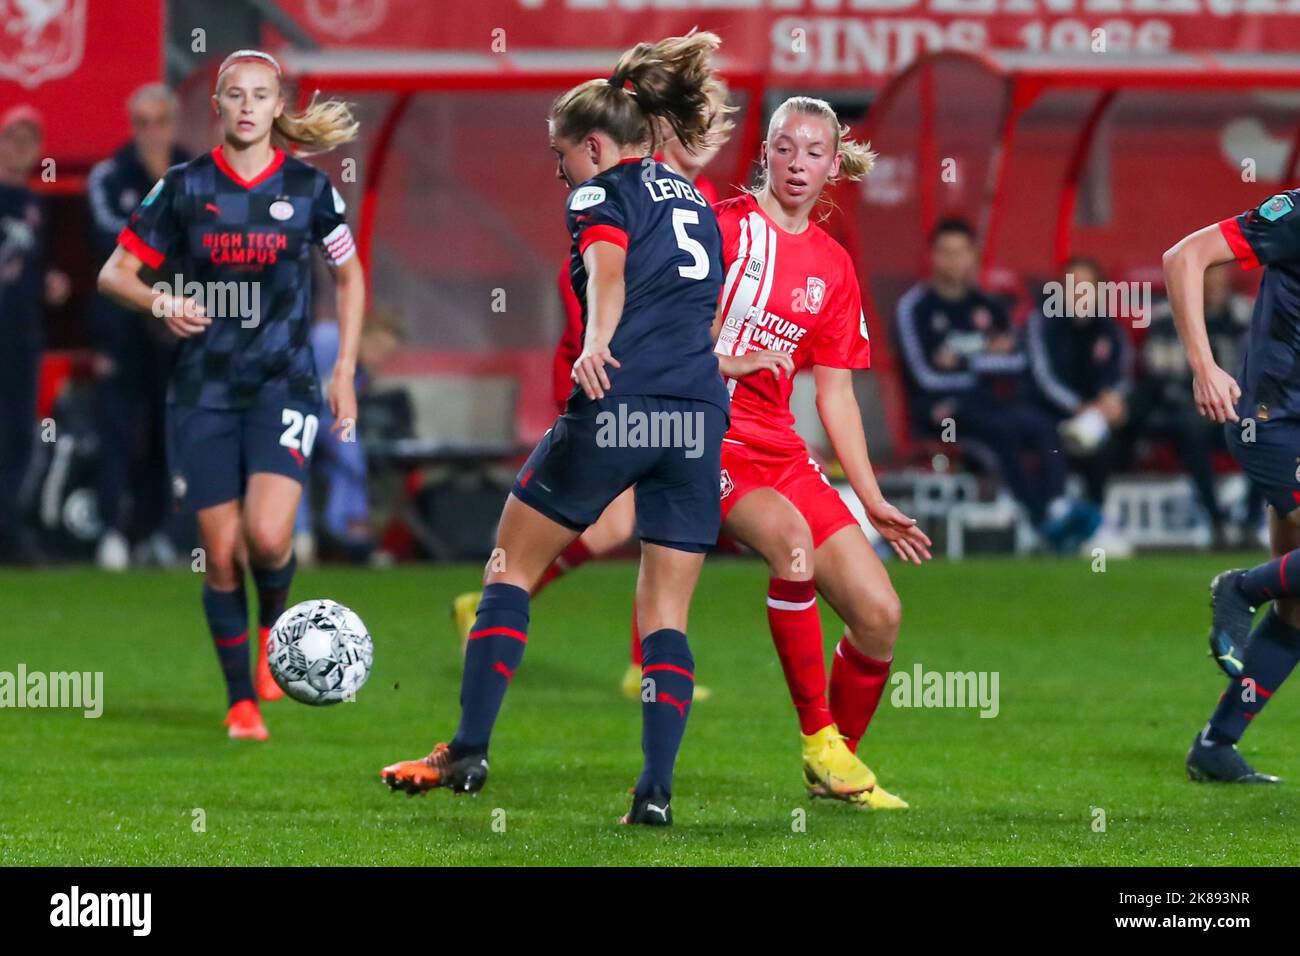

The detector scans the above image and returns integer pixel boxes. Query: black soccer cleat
[1186,730,1281,784]
[621,787,672,826]
[1208,569,1253,679]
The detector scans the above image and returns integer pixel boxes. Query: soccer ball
[266,599,373,705]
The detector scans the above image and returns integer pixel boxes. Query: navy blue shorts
[1226,418,1300,518]
[167,397,321,512]
[511,395,727,553]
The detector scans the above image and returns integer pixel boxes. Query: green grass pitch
[1,554,1298,866]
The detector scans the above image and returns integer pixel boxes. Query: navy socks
[1208,610,1300,743]
[252,553,296,630]
[636,628,695,798]
[452,583,530,756]
[202,584,253,706]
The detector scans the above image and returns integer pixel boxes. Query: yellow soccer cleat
[452,591,482,655]
[621,663,713,702]
[801,724,875,797]
[621,663,642,699]
[842,779,909,810]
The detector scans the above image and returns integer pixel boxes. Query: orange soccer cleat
[224,699,269,741]
[255,626,284,701]
[380,742,489,796]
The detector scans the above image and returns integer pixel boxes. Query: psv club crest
[0,0,86,90]
[805,277,826,315]
[304,0,388,40]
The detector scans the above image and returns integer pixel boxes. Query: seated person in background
[1025,256,1134,509]
[1128,262,1256,546]
[896,217,1091,550]
[295,306,404,563]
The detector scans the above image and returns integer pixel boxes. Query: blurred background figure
[0,105,69,564]
[294,306,404,565]
[896,218,1092,550]
[1130,263,1257,547]
[1025,256,1135,554]
[86,83,190,571]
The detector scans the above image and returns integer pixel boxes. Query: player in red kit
[711,97,932,809]
[452,88,732,707]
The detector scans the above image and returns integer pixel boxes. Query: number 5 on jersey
[672,208,711,280]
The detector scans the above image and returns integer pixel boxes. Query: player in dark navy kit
[98,50,366,742]
[1166,191,1300,783]
[381,32,780,825]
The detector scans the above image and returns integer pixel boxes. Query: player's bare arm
[812,364,932,564]
[1162,224,1240,423]
[709,305,796,380]
[328,253,366,433]
[97,244,210,338]
[572,239,625,399]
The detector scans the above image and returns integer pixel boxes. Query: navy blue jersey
[894,282,1025,423]
[1219,190,1300,422]
[119,147,355,410]
[564,157,728,413]
[0,182,45,350]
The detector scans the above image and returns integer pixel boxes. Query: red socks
[532,538,593,597]
[767,578,832,735]
[629,598,642,667]
[830,636,892,753]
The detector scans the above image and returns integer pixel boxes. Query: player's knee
[203,550,242,590]
[245,521,290,568]
[851,586,902,640]
[761,519,815,579]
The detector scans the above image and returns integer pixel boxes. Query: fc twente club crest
[0,0,86,90]
[805,276,826,315]
[304,0,387,40]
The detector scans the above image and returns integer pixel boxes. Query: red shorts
[719,439,859,548]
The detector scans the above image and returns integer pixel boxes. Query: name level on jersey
[642,177,708,207]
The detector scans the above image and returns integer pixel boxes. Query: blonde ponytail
[273,90,358,155]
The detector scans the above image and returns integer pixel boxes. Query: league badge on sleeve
[1258,194,1295,222]
[141,178,164,207]
[570,186,606,211]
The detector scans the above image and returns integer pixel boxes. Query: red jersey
[552,173,721,412]
[713,193,871,454]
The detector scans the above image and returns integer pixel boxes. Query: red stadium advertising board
[0,0,163,168]
[277,0,1300,86]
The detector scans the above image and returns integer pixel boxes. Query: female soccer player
[710,97,933,809]
[381,32,783,825]
[1166,192,1300,783]
[451,91,734,711]
[98,49,365,741]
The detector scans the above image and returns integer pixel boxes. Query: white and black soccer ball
[266,599,373,706]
